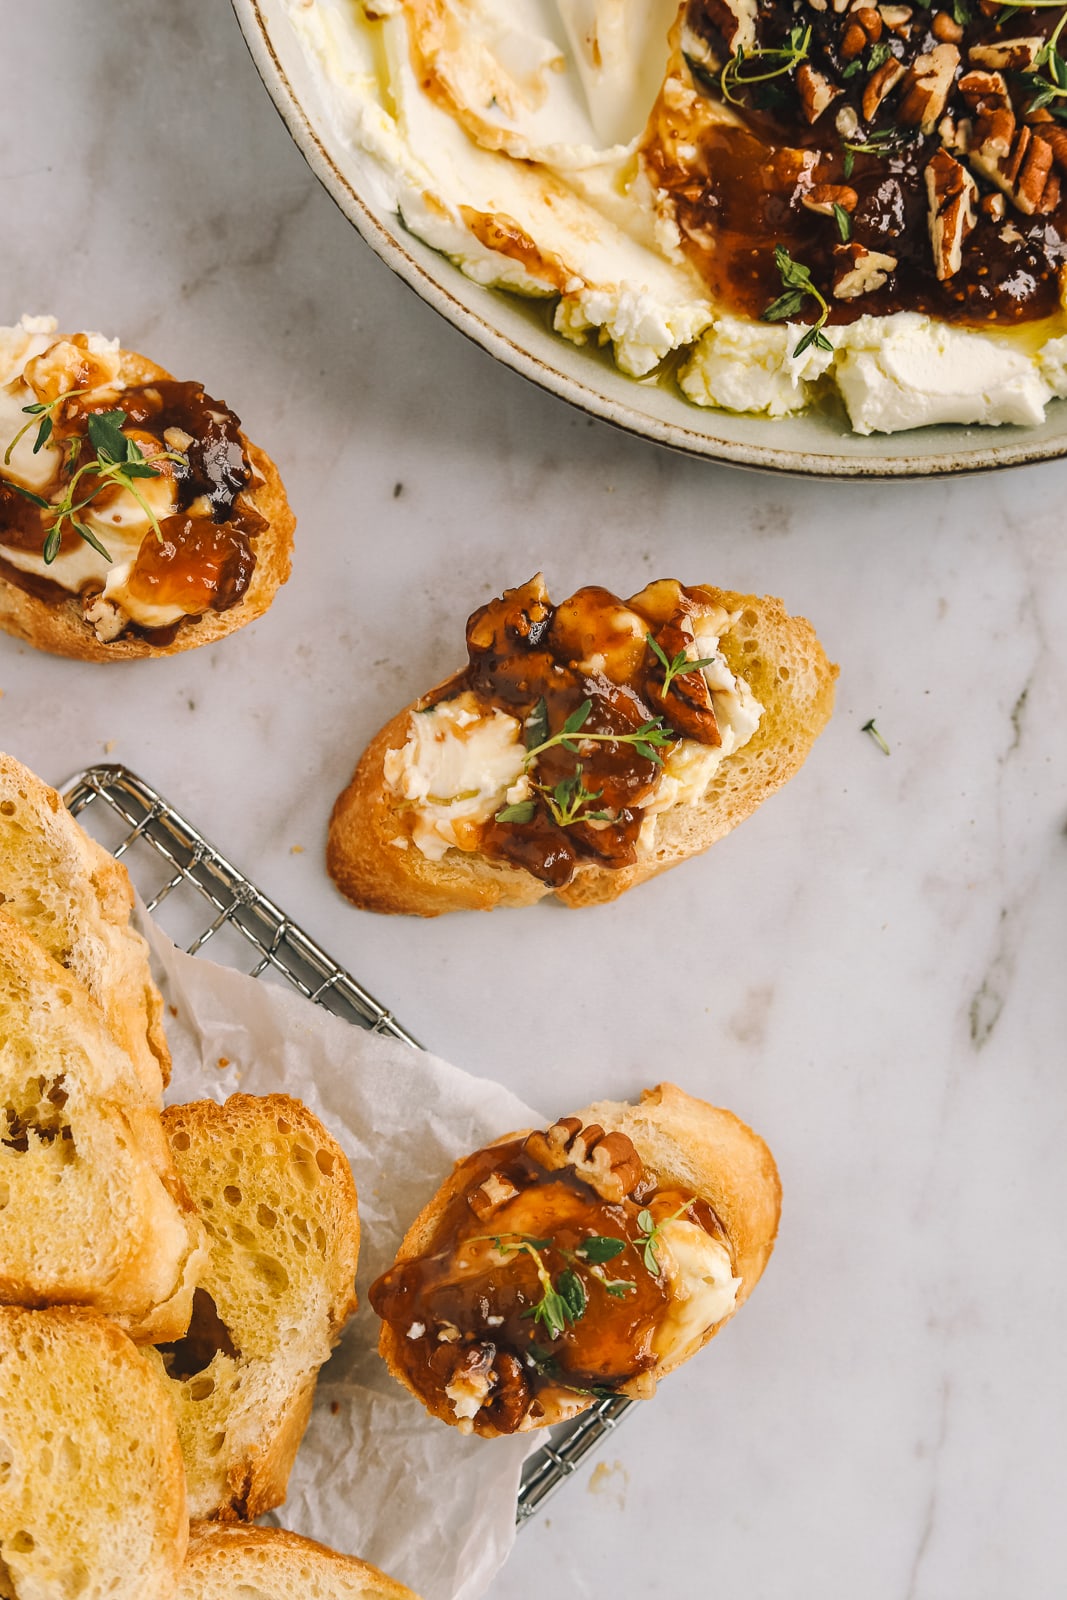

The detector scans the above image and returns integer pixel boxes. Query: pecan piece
[862,58,906,122]
[959,71,1060,214]
[467,1170,520,1221]
[801,183,860,216]
[968,36,1044,71]
[898,43,960,135]
[797,63,843,124]
[931,10,963,42]
[925,148,978,280]
[832,243,898,298]
[524,1119,645,1202]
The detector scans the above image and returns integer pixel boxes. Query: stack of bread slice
[0,753,418,1600]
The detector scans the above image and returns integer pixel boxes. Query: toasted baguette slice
[178,1525,420,1600]
[155,1095,360,1520]
[0,751,170,1098]
[0,1307,187,1600]
[328,582,836,914]
[0,911,203,1342]
[375,1082,781,1436]
[0,341,294,661]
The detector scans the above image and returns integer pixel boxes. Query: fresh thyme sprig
[646,632,716,700]
[762,245,833,358]
[842,126,920,178]
[477,1234,587,1340]
[634,1199,696,1274]
[496,764,611,828]
[5,408,185,566]
[522,697,675,770]
[861,717,891,755]
[3,388,89,465]
[1019,9,1067,118]
[720,25,812,106]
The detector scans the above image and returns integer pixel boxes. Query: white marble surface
[2,6,1066,1597]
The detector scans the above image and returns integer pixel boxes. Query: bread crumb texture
[178,1523,421,1599]
[0,1306,186,1600]
[156,1096,360,1520]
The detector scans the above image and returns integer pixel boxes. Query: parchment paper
[137,908,543,1600]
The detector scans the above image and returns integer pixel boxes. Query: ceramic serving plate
[232,0,1067,478]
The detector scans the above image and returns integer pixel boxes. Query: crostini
[370,1083,780,1436]
[328,575,835,913]
[0,316,294,658]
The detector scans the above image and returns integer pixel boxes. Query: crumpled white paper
[137,908,543,1600]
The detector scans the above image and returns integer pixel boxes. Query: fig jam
[642,0,1067,327]
[423,577,727,887]
[370,1133,726,1434]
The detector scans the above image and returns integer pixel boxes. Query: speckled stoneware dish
[232,0,1067,478]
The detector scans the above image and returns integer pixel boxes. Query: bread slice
[155,1095,360,1520]
[0,911,203,1342]
[328,581,836,914]
[0,1306,187,1600]
[374,1082,781,1437]
[178,1525,420,1600]
[0,751,170,1099]
[0,345,294,661]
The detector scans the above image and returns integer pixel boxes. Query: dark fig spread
[369,1119,730,1435]
[0,333,264,641]
[643,0,1067,329]
[388,576,761,888]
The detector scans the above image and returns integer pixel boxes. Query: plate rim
[231,0,1067,480]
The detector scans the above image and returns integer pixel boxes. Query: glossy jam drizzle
[427,577,725,887]
[0,376,262,634]
[369,1130,726,1435]
[642,0,1067,326]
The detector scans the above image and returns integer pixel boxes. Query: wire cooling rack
[62,763,632,1523]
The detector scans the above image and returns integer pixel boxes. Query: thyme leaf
[523,699,674,769]
[720,25,811,106]
[646,632,716,699]
[763,246,833,357]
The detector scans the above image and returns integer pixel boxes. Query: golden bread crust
[0,349,295,660]
[0,1306,188,1600]
[0,910,204,1342]
[159,1095,360,1520]
[377,1082,781,1436]
[328,586,836,915]
[179,1523,421,1599]
[0,750,171,1096]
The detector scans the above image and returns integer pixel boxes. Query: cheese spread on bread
[370,1111,743,1435]
[0,315,266,644]
[381,577,763,880]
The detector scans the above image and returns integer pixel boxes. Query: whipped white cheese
[383,606,763,864]
[652,1218,741,1361]
[291,0,1067,433]
[679,309,1067,435]
[0,316,187,638]
[383,691,528,859]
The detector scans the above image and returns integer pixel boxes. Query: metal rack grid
[62,763,633,1523]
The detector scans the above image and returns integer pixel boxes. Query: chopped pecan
[801,183,860,216]
[467,1170,520,1220]
[855,7,884,38]
[925,148,978,280]
[841,21,868,59]
[938,113,972,154]
[524,1119,645,1202]
[862,58,907,122]
[1042,125,1067,176]
[797,64,843,123]
[981,191,1006,220]
[700,0,758,52]
[832,243,898,298]
[878,4,913,33]
[898,43,960,135]
[968,36,1044,71]
[931,10,963,42]
[959,70,1060,214]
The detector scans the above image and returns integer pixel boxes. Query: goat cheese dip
[290,0,1067,433]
